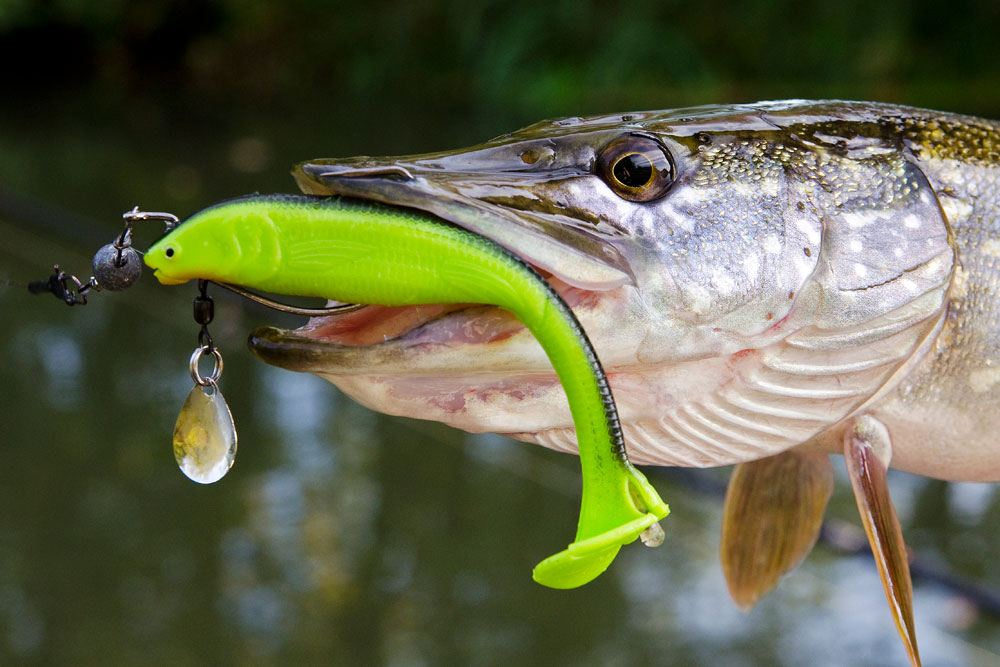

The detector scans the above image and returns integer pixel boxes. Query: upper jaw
[291,140,636,291]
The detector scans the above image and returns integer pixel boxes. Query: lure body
[145,194,669,587]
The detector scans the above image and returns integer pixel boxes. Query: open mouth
[258,268,600,358]
[297,302,522,347]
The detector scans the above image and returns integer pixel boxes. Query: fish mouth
[249,294,619,442]
[247,221,615,437]
[249,267,604,375]
[247,148,637,436]
[249,135,639,371]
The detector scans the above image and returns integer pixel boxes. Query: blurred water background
[3,2,1000,665]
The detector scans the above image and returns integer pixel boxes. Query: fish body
[251,100,999,483]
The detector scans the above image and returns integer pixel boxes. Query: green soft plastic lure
[144,193,669,588]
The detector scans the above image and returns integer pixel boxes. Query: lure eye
[596,135,674,202]
[164,246,176,258]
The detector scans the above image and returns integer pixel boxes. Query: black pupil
[613,153,653,188]
[165,247,174,257]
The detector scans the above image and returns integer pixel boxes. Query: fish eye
[164,246,176,258]
[596,134,674,202]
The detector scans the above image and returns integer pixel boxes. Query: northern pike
[217,100,995,666]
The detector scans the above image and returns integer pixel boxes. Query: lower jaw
[314,368,571,435]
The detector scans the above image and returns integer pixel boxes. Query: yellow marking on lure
[145,193,669,587]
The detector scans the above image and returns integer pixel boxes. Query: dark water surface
[3,94,1000,667]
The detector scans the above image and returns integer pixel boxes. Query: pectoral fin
[720,450,834,610]
[844,414,920,667]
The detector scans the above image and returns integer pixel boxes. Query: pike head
[250,100,953,472]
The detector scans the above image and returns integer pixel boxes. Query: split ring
[189,345,223,386]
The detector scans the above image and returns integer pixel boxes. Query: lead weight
[92,243,142,291]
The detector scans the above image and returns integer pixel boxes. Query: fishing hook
[122,206,180,234]
[210,281,366,316]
